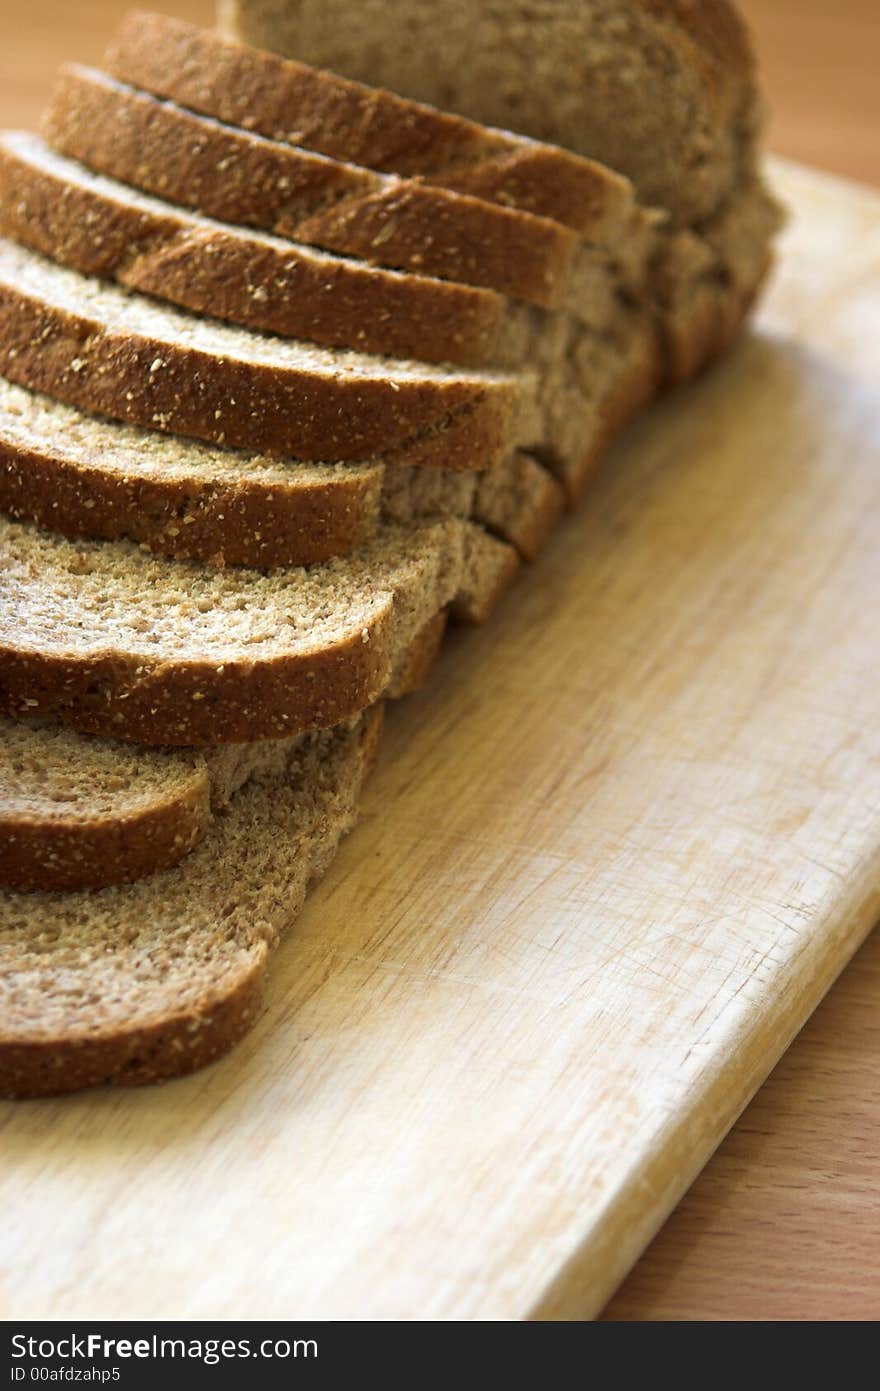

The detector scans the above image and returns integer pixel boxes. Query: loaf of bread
[0,1,782,1096]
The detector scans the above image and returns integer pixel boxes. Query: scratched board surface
[1,160,879,1320]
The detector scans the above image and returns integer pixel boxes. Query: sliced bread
[0,238,524,467]
[0,132,509,370]
[0,514,517,745]
[44,67,598,312]
[109,10,637,241]
[0,710,382,1097]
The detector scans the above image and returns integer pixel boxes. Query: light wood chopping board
[1,160,879,1322]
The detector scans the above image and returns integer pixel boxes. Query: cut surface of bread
[0,710,382,1097]
[0,237,522,467]
[227,0,758,227]
[109,9,637,240]
[0,132,508,369]
[0,515,515,745]
[44,67,589,311]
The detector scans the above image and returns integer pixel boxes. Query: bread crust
[110,10,634,238]
[45,66,582,310]
[0,268,517,468]
[2,600,453,897]
[0,135,505,369]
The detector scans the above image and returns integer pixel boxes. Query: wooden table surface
[0,0,877,1322]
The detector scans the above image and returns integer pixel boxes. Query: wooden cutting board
[1,160,879,1322]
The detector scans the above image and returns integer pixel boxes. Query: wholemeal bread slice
[0,709,383,1097]
[0,237,525,467]
[0,309,650,563]
[0,596,450,895]
[0,376,562,566]
[0,132,510,370]
[44,67,614,312]
[0,716,228,893]
[109,10,638,241]
[233,0,759,228]
[44,64,653,309]
[0,514,517,745]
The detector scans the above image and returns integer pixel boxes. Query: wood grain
[1,0,879,1323]
[0,160,879,1321]
[605,924,880,1320]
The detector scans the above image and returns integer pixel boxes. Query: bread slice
[109,9,638,241]
[44,66,605,312]
[0,237,524,467]
[0,595,452,895]
[0,709,383,1097]
[231,0,758,228]
[1,716,220,893]
[0,514,517,745]
[0,132,509,370]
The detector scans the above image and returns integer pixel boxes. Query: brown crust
[109,10,632,236]
[0,431,383,568]
[0,137,504,369]
[0,605,395,746]
[0,707,383,1098]
[44,66,580,310]
[0,766,211,894]
[638,1,755,107]
[0,273,516,469]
